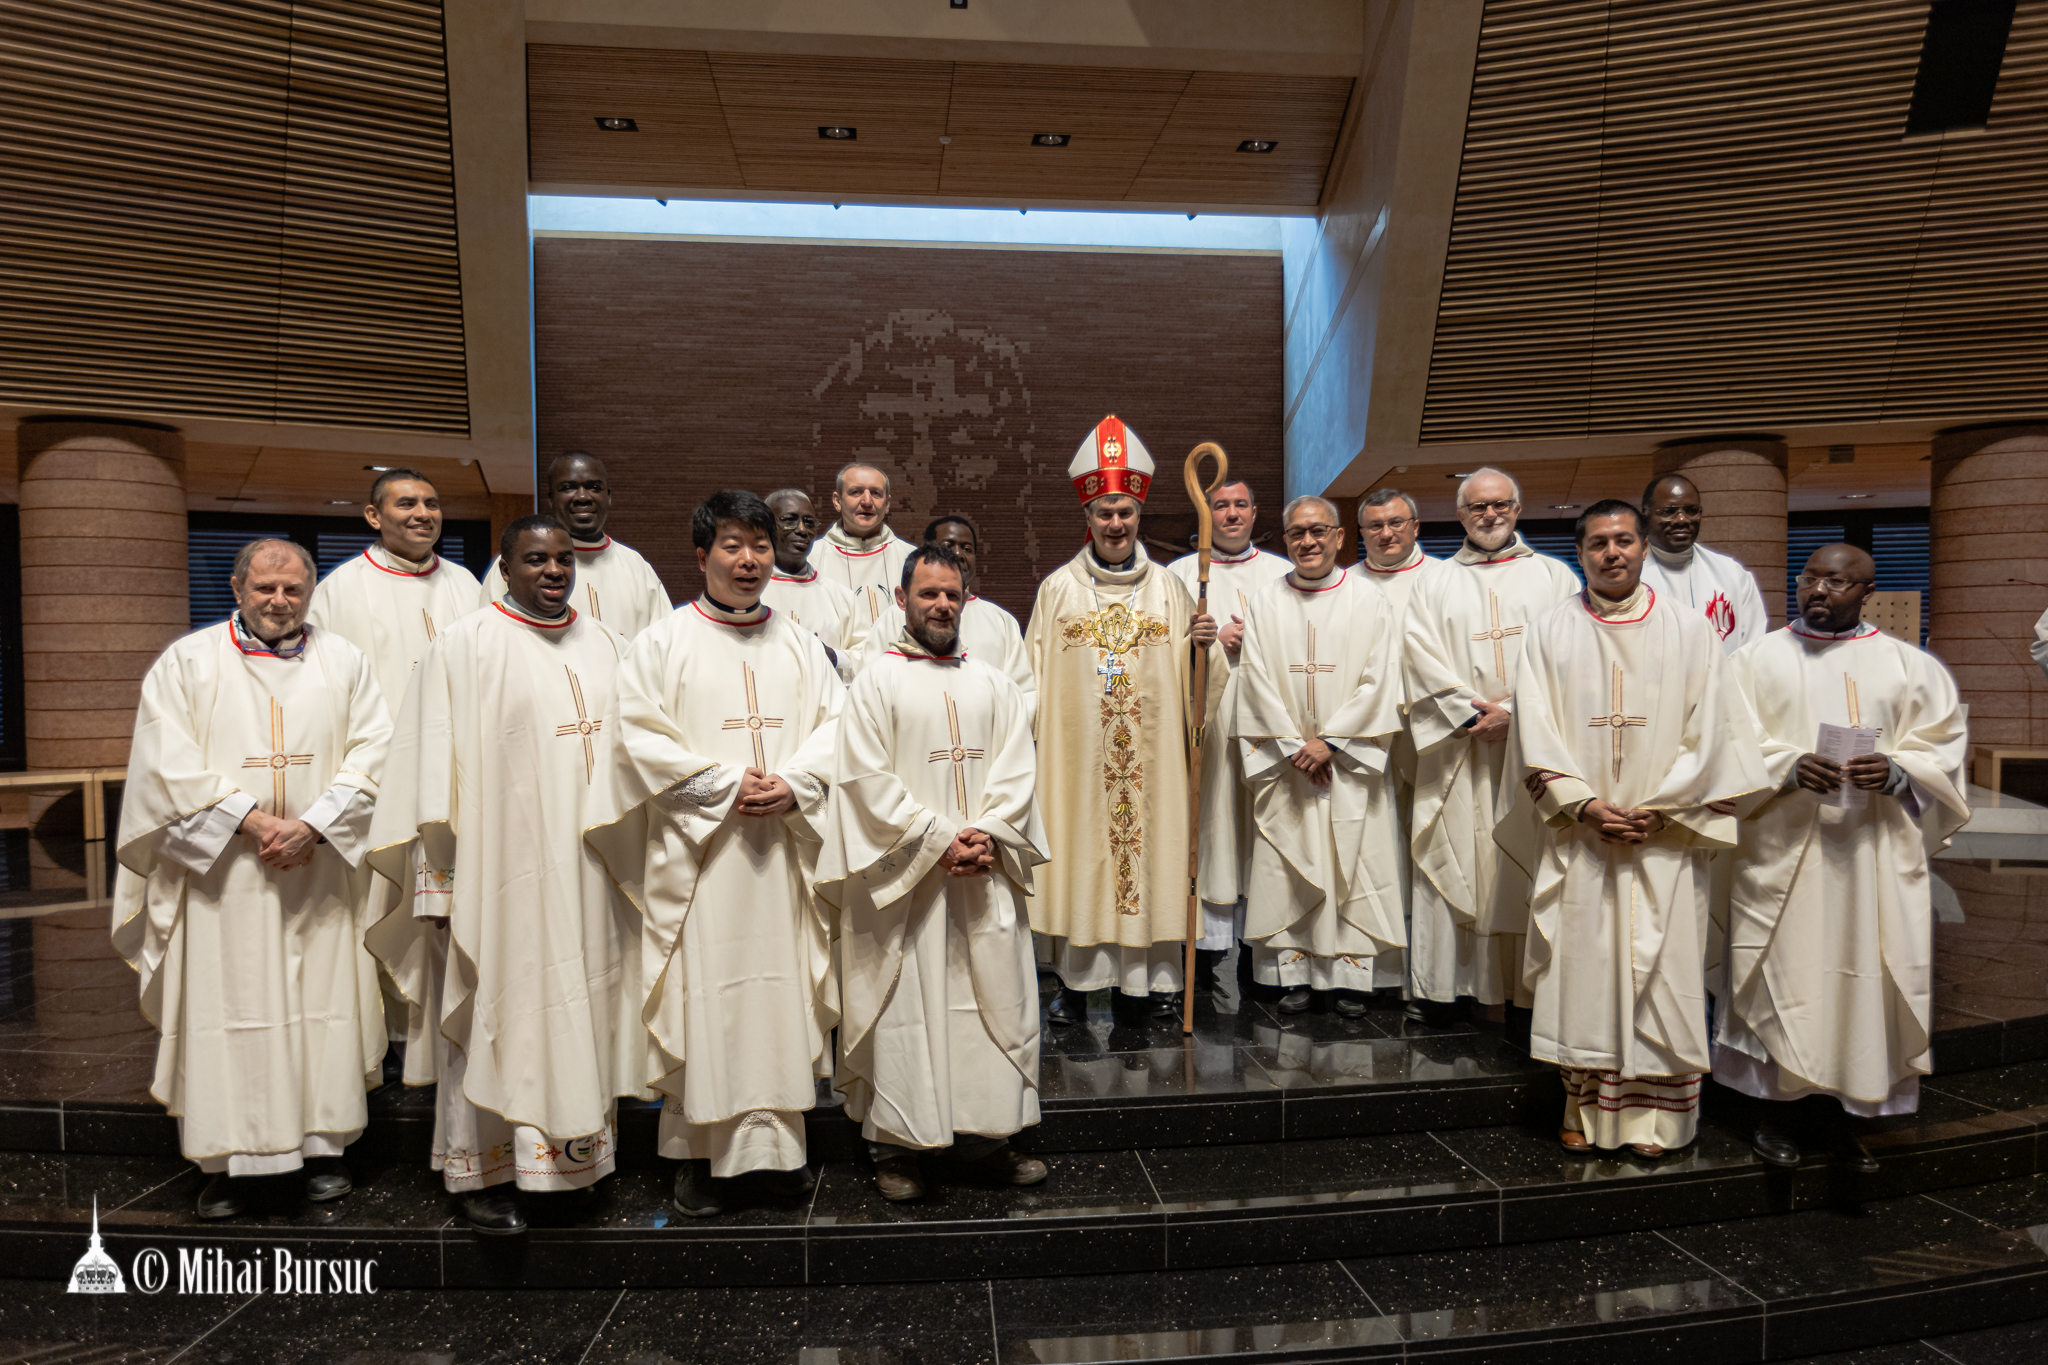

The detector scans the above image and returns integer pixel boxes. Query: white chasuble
[1640,542,1768,655]
[762,567,868,681]
[1168,546,1292,939]
[1234,569,1406,990]
[307,544,482,710]
[859,596,1036,724]
[1359,549,1449,959]
[1402,539,1581,1004]
[112,623,390,1169]
[807,524,916,628]
[816,644,1048,1150]
[365,604,645,1192]
[586,599,844,1177]
[1497,588,1769,1146]
[480,536,672,639]
[1024,547,1196,993]
[1715,623,1969,1114]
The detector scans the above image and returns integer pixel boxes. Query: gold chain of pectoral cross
[553,666,603,783]
[241,696,313,815]
[1586,661,1648,782]
[1470,590,1524,685]
[1289,622,1337,722]
[925,692,986,815]
[720,662,784,770]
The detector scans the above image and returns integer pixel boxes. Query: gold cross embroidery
[422,608,437,642]
[926,692,986,814]
[241,697,313,814]
[553,666,603,783]
[1470,590,1525,685]
[1289,623,1338,721]
[1845,674,1861,728]
[586,583,603,621]
[720,662,784,769]
[1587,661,1647,782]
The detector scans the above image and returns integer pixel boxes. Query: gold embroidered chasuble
[1023,545,1194,953]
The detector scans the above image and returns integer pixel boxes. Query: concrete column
[1927,423,2048,753]
[1653,437,1790,627]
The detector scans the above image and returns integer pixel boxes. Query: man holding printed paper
[1717,544,1969,1172]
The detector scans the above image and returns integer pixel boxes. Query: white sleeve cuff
[156,791,257,877]
[1327,736,1388,775]
[302,785,375,868]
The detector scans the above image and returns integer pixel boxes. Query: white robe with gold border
[1714,623,1969,1115]
[480,535,672,640]
[307,544,483,711]
[817,643,1047,1150]
[586,599,843,1176]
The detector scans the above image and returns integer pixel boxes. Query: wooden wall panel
[528,45,743,190]
[1129,72,1355,206]
[709,52,952,196]
[938,62,1188,200]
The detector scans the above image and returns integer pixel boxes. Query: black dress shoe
[1047,988,1088,1026]
[760,1164,816,1197]
[304,1156,352,1203]
[1332,991,1368,1018]
[1146,991,1181,1019]
[1832,1128,1880,1175]
[458,1188,527,1236]
[1276,986,1312,1014]
[1404,999,1428,1023]
[197,1172,250,1220]
[1750,1124,1801,1169]
[673,1158,725,1217]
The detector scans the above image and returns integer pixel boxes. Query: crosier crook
[1180,442,1228,1035]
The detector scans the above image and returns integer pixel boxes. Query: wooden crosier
[1181,442,1228,1034]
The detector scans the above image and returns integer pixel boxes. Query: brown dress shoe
[873,1154,924,1202]
[962,1145,1048,1187]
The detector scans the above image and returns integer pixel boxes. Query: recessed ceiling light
[1031,132,1070,147]
[595,117,637,132]
[1238,139,1278,153]
[1550,504,1579,509]
[819,125,857,140]
[216,496,253,502]
[1842,493,1872,499]
[329,500,355,505]
[363,465,391,471]
[1448,472,1472,479]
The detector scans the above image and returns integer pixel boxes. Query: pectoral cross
[1470,590,1524,685]
[1586,661,1648,781]
[926,692,986,814]
[1097,654,1126,694]
[1289,623,1337,720]
[720,662,784,769]
[241,696,313,815]
[553,666,603,783]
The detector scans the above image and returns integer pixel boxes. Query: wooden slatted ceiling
[526,45,1351,208]
[0,0,468,435]
[1422,0,2048,444]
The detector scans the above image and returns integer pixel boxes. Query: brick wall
[533,236,1284,620]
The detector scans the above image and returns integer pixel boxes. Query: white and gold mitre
[1067,414,1155,505]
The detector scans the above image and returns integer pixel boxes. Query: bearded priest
[587,490,843,1218]
[1717,544,1969,1173]
[1166,479,1289,978]
[860,517,1035,722]
[479,452,672,638]
[1025,416,1215,1023]
[368,516,644,1235]
[818,543,1050,1203]
[1234,497,1406,1016]
[1497,499,1768,1158]
[761,487,865,678]
[114,539,390,1218]
[808,462,918,628]
[1402,469,1580,1019]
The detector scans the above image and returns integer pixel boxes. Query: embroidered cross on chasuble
[1470,590,1525,685]
[926,692,986,814]
[553,665,604,783]
[1060,600,1172,916]
[720,662,784,770]
[1289,623,1338,721]
[241,696,313,814]
[1587,661,1648,781]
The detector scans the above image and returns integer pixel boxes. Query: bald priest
[479,451,672,639]
[115,539,391,1218]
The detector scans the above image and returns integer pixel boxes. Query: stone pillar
[1653,436,1790,627]
[1927,423,2048,754]
[16,419,187,886]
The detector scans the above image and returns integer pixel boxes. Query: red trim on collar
[1211,545,1263,565]
[773,568,818,584]
[1367,556,1427,575]
[1789,619,1880,642]
[828,542,889,559]
[359,547,439,578]
[884,649,966,662]
[1580,587,1655,625]
[572,537,611,553]
[692,600,772,627]
[493,602,576,630]
[1469,554,1522,567]
[226,619,311,657]
[1288,568,1347,594]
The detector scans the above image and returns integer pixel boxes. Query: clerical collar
[1455,533,1533,566]
[1211,543,1262,565]
[888,631,964,662]
[572,535,610,553]
[1367,544,1426,575]
[1649,542,1695,572]
[1287,566,1347,593]
[694,593,770,625]
[1083,544,1149,586]
[772,566,817,583]
[230,611,310,659]
[366,542,439,576]
[494,597,575,630]
[1583,582,1653,622]
[824,523,895,554]
[1790,618,1878,641]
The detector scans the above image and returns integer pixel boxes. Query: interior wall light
[1031,133,1070,146]
[595,117,637,132]
[819,125,857,140]
[1238,139,1278,153]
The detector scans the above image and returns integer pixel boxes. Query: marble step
[3,1057,2044,1293]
